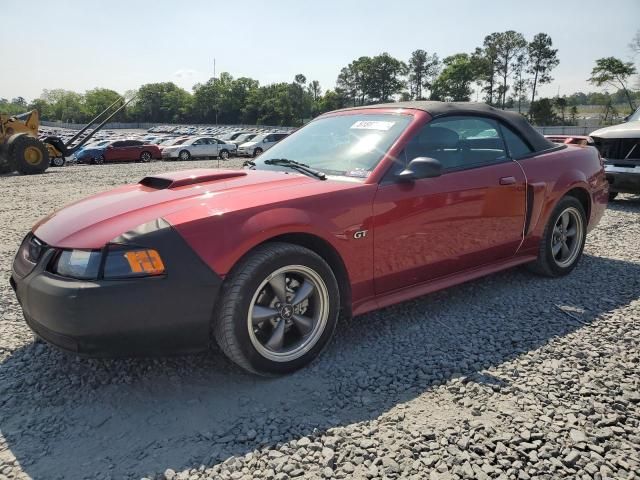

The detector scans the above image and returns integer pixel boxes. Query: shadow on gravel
[1,253,639,479]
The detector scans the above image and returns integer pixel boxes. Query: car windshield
[254,113,412,179]
[247,134,266,144]
[162,138,186,146]
[629,107,640,122]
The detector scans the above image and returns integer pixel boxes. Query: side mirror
[397,157,443,182]
[263,138,269,143]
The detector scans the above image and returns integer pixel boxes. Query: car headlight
[52,247,165,280]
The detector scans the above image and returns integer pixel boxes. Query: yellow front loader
[1,96,135,175]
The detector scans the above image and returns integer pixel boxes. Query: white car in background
[591,107,640,200]
[237,132,289,157]
[161,137,237,161]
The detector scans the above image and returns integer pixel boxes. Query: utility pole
[213,57,218,125]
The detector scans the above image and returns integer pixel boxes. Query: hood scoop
[139,169,247,189]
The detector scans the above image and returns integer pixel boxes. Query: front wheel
[527,196,586,277]
[140,151,152,162]
[51,156,66,167]
[213,242,340,375]
[253,148,263,157]
[178,150,191,161]
[93,155,105,165]
[219,149,229,160]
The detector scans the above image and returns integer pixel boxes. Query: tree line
[2,30,638,127]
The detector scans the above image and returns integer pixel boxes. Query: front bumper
[605,162,640,194]
[161,151,178,159]
[10,220,222,356]
[236,149,253,157]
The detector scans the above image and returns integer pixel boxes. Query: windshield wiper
[263,158,327,180]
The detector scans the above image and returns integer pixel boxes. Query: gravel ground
[0,161,639,480]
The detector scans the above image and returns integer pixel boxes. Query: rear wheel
[213,242,340,375]
[253,148,263,157]
[219,149,229,160]
[527,196,586,277]
[179,150,191,161]
[140,151,152,162]
[10,136,49,174]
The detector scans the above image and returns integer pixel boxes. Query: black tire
[93,155,105,165]
[10,135,49,174]
[213,242,340,375]
[527,196,587,277]
[140,151,152,162]
[253,148,263,157]
[608,191,618,202]
[178,149,191,161]
[51,156,65,167]
[219,149,229,160]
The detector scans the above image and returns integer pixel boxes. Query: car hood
[32,168,342,249]
[590,120,640,139]
[239,141,258,148]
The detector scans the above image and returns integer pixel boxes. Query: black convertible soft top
[337,101,556,153]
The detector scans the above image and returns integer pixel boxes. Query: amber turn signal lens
[124,249,165,275]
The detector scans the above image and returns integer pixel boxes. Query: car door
[189,138,207,158]
[126,140,144,161]
[207,138,220,157]
[105,141,125,161]
[372,115,527,294]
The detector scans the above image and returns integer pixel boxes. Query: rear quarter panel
[518,145,607,254]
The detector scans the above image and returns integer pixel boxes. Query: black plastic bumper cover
[11,219,223,356]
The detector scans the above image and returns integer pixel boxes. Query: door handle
[499,176,516,185]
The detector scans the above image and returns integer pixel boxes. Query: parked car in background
[78,140,161,164]
[161,137,237,161]
[11,101,608,375]
[591,107,640,200]
[73,140,113,163]
[232,133,258,147]
[237,132,289,157]
[222,131,250,142]
[545,135,594,147]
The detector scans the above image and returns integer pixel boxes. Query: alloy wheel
[247,265,329,362]
[551,206,584,268]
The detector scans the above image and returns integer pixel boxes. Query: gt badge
[354,230,368,239]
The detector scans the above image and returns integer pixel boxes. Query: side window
[130,140,143,146]
[265,135,274,142]
[405,116,507,170]
[193,139,204,145]
[112,141,125,148]
[500,125,533,158]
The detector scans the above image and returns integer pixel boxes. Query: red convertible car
[11,102,608,375]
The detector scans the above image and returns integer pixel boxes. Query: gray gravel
[0,161,639,480]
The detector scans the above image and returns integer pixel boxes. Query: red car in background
[95,139,162,164]
[545,134,594,147]
[11,102,608,375]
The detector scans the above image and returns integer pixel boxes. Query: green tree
[307,80,322,102]
[554,96,568,123]
[477,33,501,105]
[41,89,87,122]
[336,56,373,106]
[430,53,476,101]
[494,30,527,109]
[83,88,122,120]
[527,33,559,106]
[511,51,528,113]
[132,82,192,123]
[407,49,439,100]
[365,53,407,102]
[529,98,557,125]
[569,105,578,125]
[588,57,637,110]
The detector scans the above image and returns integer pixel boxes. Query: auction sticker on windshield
[350,120,395,131]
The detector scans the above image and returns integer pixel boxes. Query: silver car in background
[162,137,237,161]
[237,132,289,157]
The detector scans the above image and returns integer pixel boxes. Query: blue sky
[1,0,638,101]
